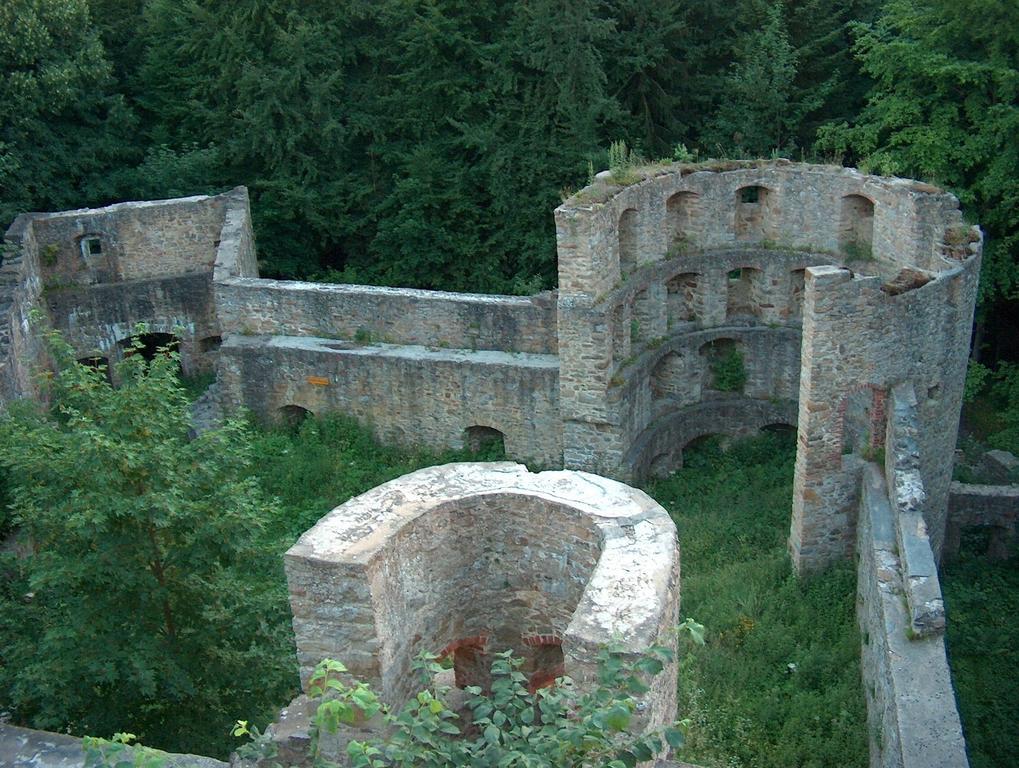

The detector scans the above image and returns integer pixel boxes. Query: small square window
[80,236,102,259]
[740,187,760,204]
[728,268,742,281]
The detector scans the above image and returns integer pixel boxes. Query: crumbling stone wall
[30,192,230,286]
[218,335,561,467]
[0,188,254,387]
[0,214,49,402]
[215,279,556,354]
[285,462,680,727]
[3,162,981,576]
[855,388,969,768]
[555,161,980,571]
[945,481,1019,560]
[792,258,979,570]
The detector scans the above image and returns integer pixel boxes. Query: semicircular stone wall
[284,462,681,730]
[556,160,982,571]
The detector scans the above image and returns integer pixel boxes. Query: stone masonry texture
[284,462,680,729]
[1,163,980,575]
[0,161,987,766]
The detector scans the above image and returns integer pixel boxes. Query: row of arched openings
[617,190,875,274]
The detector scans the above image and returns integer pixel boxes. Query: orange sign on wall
[306,375,330,386]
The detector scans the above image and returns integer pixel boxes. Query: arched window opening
[438,636,492,692]
[726,267,763,320]
[618,208,639,275]
[118,333,180,364]
[666,192,699,250]
[464,426,505,457]
[522,633,565,694]
[700,338,746,394]
[199,335,223,354]
[651,352,685,402]
[839,195,874,261]
[666,273,698,326]
[735,186,771,241]
[278,404,312,429]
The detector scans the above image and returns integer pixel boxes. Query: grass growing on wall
[646,433,867,768]
[943,542,1019,768]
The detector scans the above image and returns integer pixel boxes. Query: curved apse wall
[284,462,681,730]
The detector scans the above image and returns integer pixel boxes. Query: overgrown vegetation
[709,346,748,393]
[647,433,867,768]
[0,347,504,759]
[942,540,1019,768]
[241,648,691,768]
[963,361,1019,456]
[0,335,294,757]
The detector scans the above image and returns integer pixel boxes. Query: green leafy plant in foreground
[242,638,696,768]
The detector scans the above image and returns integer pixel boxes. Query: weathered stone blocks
[285,462,680,728]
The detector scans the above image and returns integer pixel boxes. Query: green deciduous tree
[0,331,294,757]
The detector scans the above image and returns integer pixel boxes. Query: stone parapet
[217,335,562,467]
[885,384,945,636]
[856,465,968,768]
[215,278,557,354]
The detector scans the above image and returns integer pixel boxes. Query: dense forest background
[2,0,1017,361]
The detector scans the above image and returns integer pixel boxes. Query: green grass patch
[646,434,867,768]
[943,546,1019,768]
[248,413,504,545]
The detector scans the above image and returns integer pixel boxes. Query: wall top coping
[216,275,556,307]
[556,160,957,213]
[286,462,679,650]
[27,191,231,222]
[222,334,561,368]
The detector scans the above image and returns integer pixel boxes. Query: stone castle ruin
[0,160,989,766]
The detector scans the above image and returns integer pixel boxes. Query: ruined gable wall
[30,191,233,287]
[11,188,252,373]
